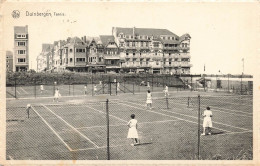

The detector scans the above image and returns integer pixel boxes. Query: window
[70,58,73,62]
[76,48,85,52]
[6,60,9,63]
[156,61,159,65]
[18,42,26,46]
[168,37,170,40]
[169,62,172,65]
[174,58,178,61]
[70,49,73,53]
[133,53,135,56]
[7,65,9,67]
[126,53,129,55]
[99,57,102,62]
[18,58,26,63]
[18,50,26,54]
[153,42,159,47]
[182,43,184,47]
[76,58,85,62]
[17,34,26,38]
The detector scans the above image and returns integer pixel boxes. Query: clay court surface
[6,90,252,160]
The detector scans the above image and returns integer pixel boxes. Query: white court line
[85,105,127,123]
[160,109,251,132]
[16,90,21,94]
[62,119,179,131]
[31,106,72,151]
[219,130,252,135]
[125,100,252,132]
[202,97,252,107]
[174,100,252,116]
[120,101,233,133]
[71,144,126,152]
[20,87,29,94]
[58,86,83,93]
[8,155,14,160]
[42,104,99,148]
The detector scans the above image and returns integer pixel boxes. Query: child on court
[147,82,150,90]
[117,82,120,92]
[40,84,44,94]
[127,114,139,146]
[146,90,152,109]
[84,85,87,95]
[94,85,97,95]
[202,106,213,135]
[164,85,169,97]
[53,88,61,102]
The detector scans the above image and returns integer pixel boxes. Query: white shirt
[128,119,137,128]
[203,110,212,119]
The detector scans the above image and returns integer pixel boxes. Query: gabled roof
[160,39,180,44]
[99,35,115,46]
[14,25,28,33]
[42,44,53,52]
[179,33,191,42]
[114,27,178,37]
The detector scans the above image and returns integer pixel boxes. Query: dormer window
[17,34,26,38]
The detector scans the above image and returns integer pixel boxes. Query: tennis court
[6,91,253,160]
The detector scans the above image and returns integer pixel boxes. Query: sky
[2,2,259,75]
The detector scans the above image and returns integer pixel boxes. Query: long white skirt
[127,127,138,138]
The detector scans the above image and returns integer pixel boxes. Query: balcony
[125,54,133,58]
[172,62,181,67]
[140,53,151,59]
[180,53,190,58]
[181,62,192,67]
[103,55,120,59]
[180,47,190,51]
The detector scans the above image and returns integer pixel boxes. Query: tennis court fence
[6,95,252,160]
[6,73,252,99]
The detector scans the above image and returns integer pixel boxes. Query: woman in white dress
[53,88,60,102]
[40,85,44,94]
[201,106,213,135]
[127,114,139,146]
[146,90,152,109]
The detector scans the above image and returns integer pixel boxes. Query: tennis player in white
[202,106,213,135]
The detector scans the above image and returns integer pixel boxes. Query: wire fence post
[106,99,110,160]
[34,79,36,98]
[241,73,243,95]
[69,84,71,96]
[187,97,190,108]
[91,73,93,96]
[73,84,74,96]
[124,79,126,93]
[116,82,117,95]
[27,107,30,118]
[109,76,111,96]
[133,82,135,95]
[14,76,17,99]
[228,74,230,93]
[198,95,201,159]
[166,95,169,109]
[151,74,153,91]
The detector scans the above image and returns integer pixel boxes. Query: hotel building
[14,25,29,72]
